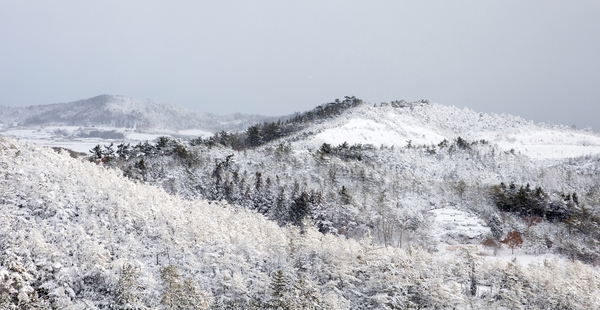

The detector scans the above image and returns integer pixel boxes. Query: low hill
[286,100,600,160]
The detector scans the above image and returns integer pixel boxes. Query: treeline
[316,142,375,161]
[190,96,363,150]
[490,182,575,222]
[208,158,331,231]
[88,135,500,241]
[490,182,600,262]
[287,95,363,124]
[89,136,192,164]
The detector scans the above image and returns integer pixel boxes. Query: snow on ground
[39,140,112,153]
[177,129,213,137]
[489,130,600,160]
[298,104,600,160]
[124,131,166,141]
[430,208,490,239]
[2,128,54,140]
[5,102,600,161]
[0,125,215,153]
[430,207,567,268]
[308,115,446,148]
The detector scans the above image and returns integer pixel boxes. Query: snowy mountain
[0,94,273,131]
[87,98,600,264]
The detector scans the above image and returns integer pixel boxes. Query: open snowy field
[0,125,214,153]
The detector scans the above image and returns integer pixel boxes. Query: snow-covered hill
[2,136,600,309]
[3,96,600,308]
[291,101,600,160]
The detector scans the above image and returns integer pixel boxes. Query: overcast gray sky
[1,1,599,130]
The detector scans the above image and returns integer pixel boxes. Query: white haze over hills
[0,95,273,152]
[0,94,271,131]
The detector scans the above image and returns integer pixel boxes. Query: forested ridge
[94,99,600,263]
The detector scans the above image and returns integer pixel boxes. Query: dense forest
[2,136,600,309]
[88,100,600,265]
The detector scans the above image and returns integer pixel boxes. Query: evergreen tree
[265,270,293,310]
[292,274,323,310]
[161,265,182,310]
[160,265,212,310]
[246,125,262,148]
[115,263,145,309]
[289,191,311,227]
[90,144,103,161]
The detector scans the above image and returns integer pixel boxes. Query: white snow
[4,100,600,161]
[430,208,491,239]
[310,118,446,148]
[490,130,600,159]
[293,103,600,161]
[177,129,213,137]
[0,124,216,153]
[124,131,166,141]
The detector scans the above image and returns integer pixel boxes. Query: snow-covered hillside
[294,102,600,160]
[2,137,600,309]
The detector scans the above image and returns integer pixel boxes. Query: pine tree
[272,187,289,226]
[246,125,262,148]
[289,192,311,227]
[179,277,213,310]
[161,265,183,310]
[265,270,293,310]
[160,265,212,310]
[293,274,322,310]
[339,186,352,205]
[90,144,103,161]
[115,263,145,309]
[0,254,50,309]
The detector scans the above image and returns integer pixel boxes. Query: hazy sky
[1,1,600,130]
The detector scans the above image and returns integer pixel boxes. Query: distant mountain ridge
[0,94,272,131]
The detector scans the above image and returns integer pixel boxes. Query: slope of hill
[0,94,271,131]
[2,135,600,308]
[288,101,600,160]
[74,96,600,284]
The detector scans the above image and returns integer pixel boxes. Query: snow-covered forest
[2,98,600,309]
